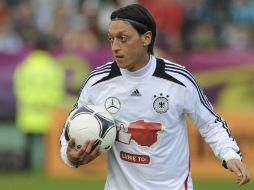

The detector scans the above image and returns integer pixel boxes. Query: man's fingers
[67,139,101,165]
[228,160,251,186]
[229,163,242,177]
[90,144,101,158]
[84,144,101,164]
[237,164,250,185]
[78,140,101,164]
[79,140,95,158]
[68,138,75,148]
[77,140,91,157]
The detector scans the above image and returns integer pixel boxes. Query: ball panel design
[64,105,116,152]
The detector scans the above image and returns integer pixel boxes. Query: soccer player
[60,4,250,190]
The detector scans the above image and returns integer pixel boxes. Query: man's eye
[120,36,128,42]
[108,36,129,44]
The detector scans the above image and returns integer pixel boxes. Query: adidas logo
[131,89,141,96]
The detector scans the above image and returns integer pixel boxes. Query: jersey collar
[120,55,156,80]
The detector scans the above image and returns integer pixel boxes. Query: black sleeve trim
[222,160,228,169]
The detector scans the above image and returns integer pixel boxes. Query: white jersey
[60,55,241,190]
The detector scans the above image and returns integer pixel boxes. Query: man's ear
[142,31,152,47]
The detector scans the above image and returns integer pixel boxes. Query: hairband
[111,17,148,31]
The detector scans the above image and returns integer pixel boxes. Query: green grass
[0,171,253,190]
[193,179,253,190]
[0,172,104,190]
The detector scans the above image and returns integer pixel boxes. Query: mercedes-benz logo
[104,97,121,114]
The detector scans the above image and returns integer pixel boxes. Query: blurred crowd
[0,0,254,54]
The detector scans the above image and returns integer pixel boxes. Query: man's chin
[116,61,127,69]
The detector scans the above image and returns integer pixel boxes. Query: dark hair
[110,4,156,55]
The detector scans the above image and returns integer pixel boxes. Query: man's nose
[112,39,121,52]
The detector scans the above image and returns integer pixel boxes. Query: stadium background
[0,0,253,189]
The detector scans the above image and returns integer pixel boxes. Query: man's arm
[183,73,250,185]
[59,81,101,167]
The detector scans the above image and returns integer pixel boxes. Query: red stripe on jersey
[184,174,189,190]
[184,158,191,190]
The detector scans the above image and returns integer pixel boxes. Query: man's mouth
[115,55,124,59]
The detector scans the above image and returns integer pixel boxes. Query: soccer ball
[64,105,116,153]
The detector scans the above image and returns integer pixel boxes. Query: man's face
[108,20,150,72]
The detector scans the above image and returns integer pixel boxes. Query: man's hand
[67,138,101,167]
[226,159,250,186]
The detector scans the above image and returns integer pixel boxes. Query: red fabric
[184,157,191,190]
[184,174,188,190]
